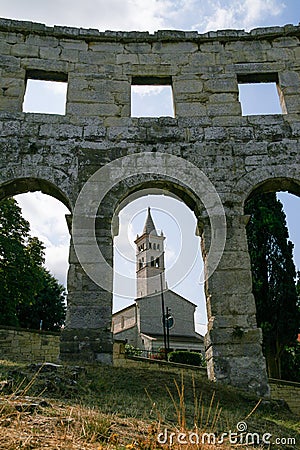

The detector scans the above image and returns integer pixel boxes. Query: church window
[151,256,155,267]
[155,258,159,268]
[157,244,160,250]
[153,243,156,250]
[149,242,152,249]
[139,259,143,269]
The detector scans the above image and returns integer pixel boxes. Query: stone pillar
[60,215,113,364]
[202,212,269,397]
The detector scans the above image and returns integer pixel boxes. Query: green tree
[17,268,66,331]
[0,198,45,325]
[0,198,66,330]
[281,272,300,381]
[245,193,300,379]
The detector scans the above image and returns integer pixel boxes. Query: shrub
[124,344,142,357]
[168,351,205,367]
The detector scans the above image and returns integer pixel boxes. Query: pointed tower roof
[143,207,158,236]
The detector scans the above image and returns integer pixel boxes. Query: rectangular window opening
[237,73,285,116]
[23,70,68,115]
[131,76,175,118]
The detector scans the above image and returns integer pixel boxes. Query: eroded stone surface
[0,18,300,396]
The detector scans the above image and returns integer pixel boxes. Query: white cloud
[15,193,70,287]
[45,245,69,287]
[199,0,286,32]
[46,81,68,96]
[243,0,284,27]
[0,0,290,36]
[0,0,171,31]
[131,86,166,97]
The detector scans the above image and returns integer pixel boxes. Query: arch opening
[110,181,208,358]
[244,178,300,381]
[0,177,72,212]
[0,178,71,332]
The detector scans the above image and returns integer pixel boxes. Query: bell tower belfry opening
[135,207,167,298]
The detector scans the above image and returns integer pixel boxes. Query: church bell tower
[134,207,166,298]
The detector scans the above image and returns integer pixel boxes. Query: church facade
[112,208,204,354]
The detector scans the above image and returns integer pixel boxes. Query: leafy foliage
[17,268,66,331]
[245,193,300,379]
[0,198,66,330]
[168,350,205,367]
[281,342,300,382]
[124,344,142,356]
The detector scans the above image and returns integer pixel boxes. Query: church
[112,208,204,355]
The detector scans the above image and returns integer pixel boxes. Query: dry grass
[0,361,299,449]
[0,396,154,449]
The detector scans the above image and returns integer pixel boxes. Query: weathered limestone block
[206,293,257,317]
[0,40,11,54]
[283,94,300,113]
[173,77,204,93]
[68,77,115,103]
[39,46,61,60]
[175,103,207,117]
[207,102,242,117]
[116,53,139,64]
[204,76,238,93]
[78,49,117,65]
[39,123,82,139]
[20,57,69,74]
[273,36,299,47]
[153,41,198,54]
[267,47,295,61]
[67,102,121,117]
[65,305,111,329]
[11,43,39,58]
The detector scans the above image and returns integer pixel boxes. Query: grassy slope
[0,360,299,449]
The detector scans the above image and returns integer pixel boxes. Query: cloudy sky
[1,0,299,334]
[1,0,298,32]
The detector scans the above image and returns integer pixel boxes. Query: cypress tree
[245,193,299,379]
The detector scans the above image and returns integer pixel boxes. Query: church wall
[138,291,197,338]
[113,325,141,348]
[112,305,136,334]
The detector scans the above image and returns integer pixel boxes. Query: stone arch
[94,174,207,305]
[0,176,72,343]
[234,168,300,380]
[110,177,205,298]
[110,177,205,237]
[235,165,300,208]
[63,171,212,364]
[0,176,72,212]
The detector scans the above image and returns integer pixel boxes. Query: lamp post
[160,272,167,360]
[166,307,171,353]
